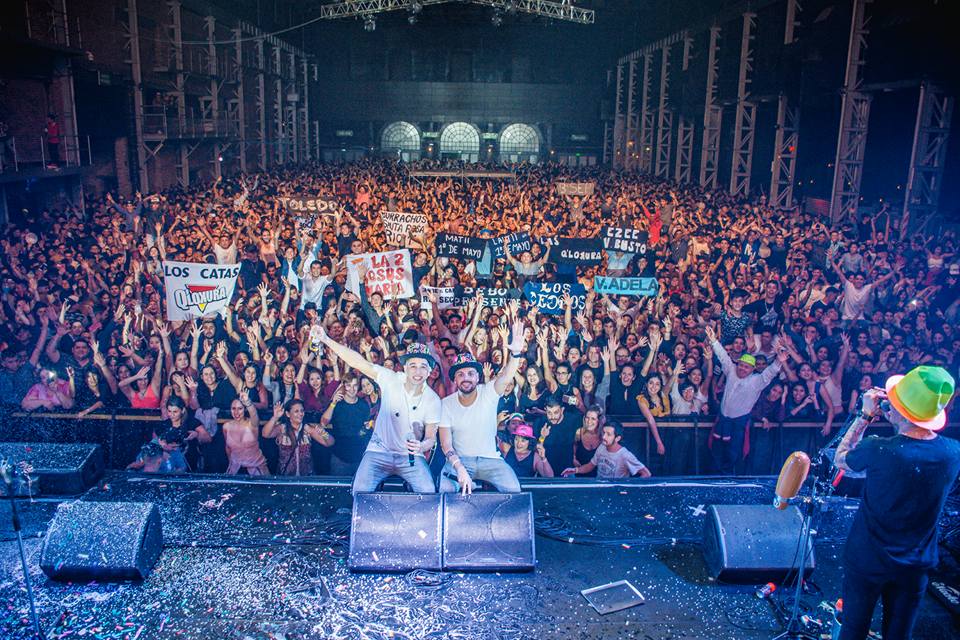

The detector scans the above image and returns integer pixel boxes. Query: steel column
[654,45,672,179]
[729,12,757,197]
[784,0,800,44]
[206,16,222,179]
[612,61,625,168]
[234,24,248,173]
[623,57,639,170]
[699,26,721,189]
[829,0,872,225]
[902,82,954,232]
[770,94,800,209]
[126,0,148,192]
[169,1,188,186]
[255,38,267,170]
[674,116,694,184]
[638,52,654,173]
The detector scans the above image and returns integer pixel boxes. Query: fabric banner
[593,276,659,297]
[522,282,587,315]
[602,227,649,254]
[162,261,240,321]
[381,211,428,247]
[555,237,603,264]
[491,232,532,259]
[556,182,595,197]
[419,286,457,310]
[456,287,522,308]
[345,249,415,300]
[276,196,340,215]
[435,233,485,260]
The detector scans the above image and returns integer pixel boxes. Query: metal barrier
[0,134,92,173]
[2,409,956,477]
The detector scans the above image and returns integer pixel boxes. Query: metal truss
[729,12,756,198]
[770,93,799,209]
[902,82,954,227]
[784,0,800,44]
[233,25,248,173]
[698,25,721,189]
[638,52,654,173]
[602,120,613,165]
[623,57,639,170]
[612,61,625,168]
[654,45,672,180]
[674,116,693,184]
[313,0,594,25]
[829,0,872,224]
[125,0,150,193]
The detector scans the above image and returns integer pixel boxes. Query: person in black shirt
[534,397,580,474]
[321,373,372,475]
[834,366,959,640]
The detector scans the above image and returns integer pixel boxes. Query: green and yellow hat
[738,353,757,367]
[884,366,955,431]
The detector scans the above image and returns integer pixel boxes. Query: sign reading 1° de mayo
[162,261,240,320]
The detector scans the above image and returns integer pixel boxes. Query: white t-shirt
[439,382,501,458]
[591,445,647,479]
[212,243,238,265]
[300,274,331,309]
[367,365,442,457]
[840,281,873,320]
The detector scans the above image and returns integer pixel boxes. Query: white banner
[381,210,428,247]
[162,261,240,321]
[556,181,595,197]
[419,285,457,309]
[345,249,415,300]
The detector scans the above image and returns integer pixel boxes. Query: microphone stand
[771,479,820,640]
[1,460,46,640]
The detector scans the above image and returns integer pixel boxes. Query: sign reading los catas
[162,261,240,320]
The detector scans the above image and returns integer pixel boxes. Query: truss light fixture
[363,16,376,31]
[491,9,503,26]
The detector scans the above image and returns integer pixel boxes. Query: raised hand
[272,402,285,420]
[704,325,717,344]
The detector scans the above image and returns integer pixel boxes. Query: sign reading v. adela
[162,261,240,320]
[593,276,659,297]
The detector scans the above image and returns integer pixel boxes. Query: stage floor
[1,474,957,640]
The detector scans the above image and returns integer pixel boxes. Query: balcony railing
[141,106,240,141]
[0,134,92,174]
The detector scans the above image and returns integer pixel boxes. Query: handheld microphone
[774,451,810,510]
[405,431,417,467]
[0,458,12,487]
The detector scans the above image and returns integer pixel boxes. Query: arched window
[381,121,421,154]
[439,122,480,160]
[499,123,540,163]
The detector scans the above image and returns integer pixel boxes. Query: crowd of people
[0,159,957,481]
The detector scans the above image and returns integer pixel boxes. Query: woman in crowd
[262,399,335,476]
[223,394,269,476]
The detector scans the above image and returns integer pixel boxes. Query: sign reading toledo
[162,261,241,320]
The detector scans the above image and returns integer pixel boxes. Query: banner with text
[593,276,659,297]
[602,227,648,254]
[491,232,532,259]
[162,261,240,321]
[381,210,428,248]
[457,287,522,308]
[555,237,604,264]
[523,282,587,315]
[435,233,485,260]
[419,286,457,310]
[277,196,339,216]
[556,182,595,197]
[346,249,415,300]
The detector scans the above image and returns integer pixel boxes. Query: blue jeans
[351,451,436,494]
[439,456,522,493]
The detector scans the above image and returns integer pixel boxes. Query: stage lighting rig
[312,1,594,26]
[364,16,376,31]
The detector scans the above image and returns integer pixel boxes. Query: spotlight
[410,1,422,14]
[506,0,518,15]
[363,16,376,32]
[408,13,418,25]
[491,10,503,27]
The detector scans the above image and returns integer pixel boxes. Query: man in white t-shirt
[438,319,527,494]
[316,327,440,494]
[830,256,899,323]
[561,422,651,480]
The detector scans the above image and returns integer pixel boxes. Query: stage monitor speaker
[442,492,535,571]
[40,501,163,582]
[349,493,443,572]
[0,442,105,496]
[702,504,814,583]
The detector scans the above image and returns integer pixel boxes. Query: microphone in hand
[774,451,810,510]
[405,431,417,467]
